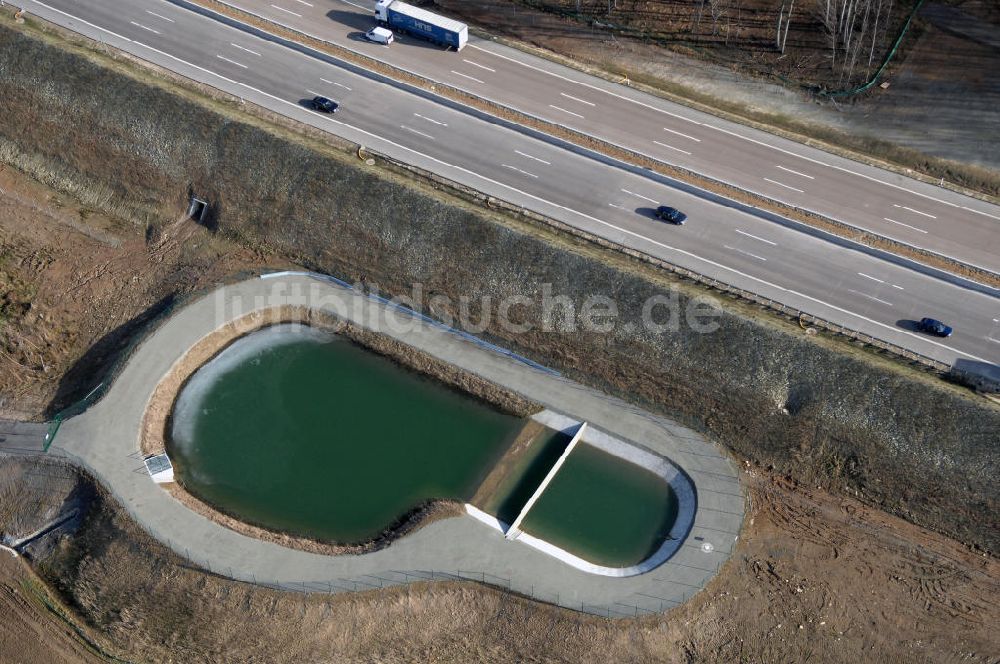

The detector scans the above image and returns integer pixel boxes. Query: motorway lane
[198,0,1000,274]
[23,0,1000,372]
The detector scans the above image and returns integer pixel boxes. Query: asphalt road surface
[23,0,1000,374]
[209,0,1000,274]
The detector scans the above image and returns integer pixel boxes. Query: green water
[479,427,572,526]
[169,325,523,543]
[521,444,678,567]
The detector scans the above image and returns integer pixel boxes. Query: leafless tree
[816,0,896,84]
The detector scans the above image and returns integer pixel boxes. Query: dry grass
[178,1,999,284]
[4,456,991,664]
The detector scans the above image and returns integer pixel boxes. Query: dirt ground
[0,553,107,664]
[0,164,267,421]
[0,455,994,664]
[0,153,996,663]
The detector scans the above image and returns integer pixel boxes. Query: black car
[655,206,686,225]
[311,96,339,113]
[918,317,953,337]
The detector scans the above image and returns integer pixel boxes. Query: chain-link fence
[42,270,263,452]
[162,546,727,618]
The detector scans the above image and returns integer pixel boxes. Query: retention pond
[520,443,680,568]
[169,324,523,543]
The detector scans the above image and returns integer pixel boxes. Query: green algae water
[169,324,523,543]
[479,427,572,526]
[521,444,678,567]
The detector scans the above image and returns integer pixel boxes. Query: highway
[22,0,1000,372]
[195,0,1000,274]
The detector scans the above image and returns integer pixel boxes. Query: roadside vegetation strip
[2,13,974,384]
[180,0,999,289]
[363,146,958,381]
[17,565,131,663]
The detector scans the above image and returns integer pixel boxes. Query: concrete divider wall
[0,23,997,551]
[516,410,696,576]
[505,421,587,540]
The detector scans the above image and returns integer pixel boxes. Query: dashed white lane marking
[292,0,313,6]
[146,10,174,22]
[609,203,627,211]
[662,126,701,142]
[620,188,658,204]
[231,43,261,56]
[338,0,368,8]
[129,21,160,35]
[549,104,584,119]
[893,204,937,219]
[701,122,958,210]
[502,164,538,179]
[848,289,894,306]
[216,54,248,69]
[270,4,302,18]
[400,125,434,140]
[724,245,768,262]
[321,78,351,90]
[39,0,986,365]
[466,44,999,224]
[652,140,691,156]
[560,92,595,107]
[883,217,928,234]
[516,150,551,165]
[735,229,777,246]
[451,70,485,84]
[414,113,447,127]
[763,177,804,193]
[859,272,906,290]
[776,165,814,179]
[462,59,495,72]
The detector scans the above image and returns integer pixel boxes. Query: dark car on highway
[311,96,339,113]
[918,317,953,337]
[655,206,686,225]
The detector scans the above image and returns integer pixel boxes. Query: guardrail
[357,145,954,377]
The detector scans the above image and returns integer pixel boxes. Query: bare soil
[0,164,266,421]
[0,101,996,664]
[2,454,994,664]
[0,554,108,664]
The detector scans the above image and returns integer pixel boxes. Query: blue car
[918,317,953,337]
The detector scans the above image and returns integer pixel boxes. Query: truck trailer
[374,0,468,51]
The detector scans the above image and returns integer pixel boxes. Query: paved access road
[23,0,1000,372]
[52,274,744,615]
[199,0,1000,274]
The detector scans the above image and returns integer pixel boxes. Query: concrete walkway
[0,420,49,455]
[51,273,744,616]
